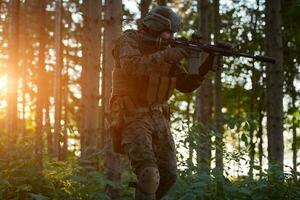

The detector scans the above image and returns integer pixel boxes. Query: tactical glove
[163,47,189,63]
[198,53,220,77]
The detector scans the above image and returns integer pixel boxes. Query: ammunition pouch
[111,68,176,106]
[110,67,176,154]
[110,98,126,154]
[110,95,170,154]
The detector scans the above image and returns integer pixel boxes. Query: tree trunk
[196,0,212,174]
[54,0,63,158]
[157,0,166,6]
[60,57,69,160]
[140,0,152,19]
[80,0,101,170]
[257,99,264,178]
[265,0,284,171]
[35,0,47,167]
[248,87,255,178]
[103,0,123,198]
[7,0,20,143]
[46,102,53,155]
[249,1,261,178]
[186,94,194,171]
[19,1,27,138]
[291,92,297,178]
[213,0,223,174]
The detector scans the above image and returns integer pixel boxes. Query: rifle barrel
[235,53,276,64]
[143,36,276,64]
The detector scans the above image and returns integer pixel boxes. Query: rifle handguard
[254,55,276,64]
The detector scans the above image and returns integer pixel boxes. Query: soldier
[110,6,218,200]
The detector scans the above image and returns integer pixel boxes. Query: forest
[0,0,299,199]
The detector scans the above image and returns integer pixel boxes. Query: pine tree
[213,0,223,174]
[7,0,20,143]
[196,0,212,174]
[35,0,47,167]
[265,0,284,171]
[103,0,123,198]
[54,0,63,158]
[80,0,102,170]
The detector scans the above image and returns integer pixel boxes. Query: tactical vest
[111,29,177,108]
[111,64,176,107]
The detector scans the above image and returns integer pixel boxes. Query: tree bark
[53,0,63,158]
[265,0,284,171]
[19,1,28,139]
[186,94,194,171]
[291,95,297,176]
[7,0,20,143]
[157,0,166,6]
[257,99,264,178]
[80,0,101,170]
[60,56,69,161]
[140,0,152,19]
[35,0,47,167]
[249,86,255,178]
[196,0,212,174]
[213,0,223,174]
[103,0,123,198]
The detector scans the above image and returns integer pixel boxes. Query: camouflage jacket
[111,29,214,107]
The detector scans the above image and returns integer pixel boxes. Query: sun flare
[0,76,7,94]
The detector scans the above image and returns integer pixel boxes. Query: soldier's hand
[163,47,189,63]
[215,41,233,56]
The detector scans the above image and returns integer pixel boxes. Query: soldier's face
[160,31,174,40]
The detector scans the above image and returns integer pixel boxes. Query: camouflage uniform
[110,7,216,200]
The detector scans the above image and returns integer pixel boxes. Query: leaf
[227,119,236,129]
[66,175,87,183]
[241,133,248,146]
[16,184,32,192]
[240,188,251,196]
[0,178,11,187]
[29,193,49,200]
[253,165,261,170]
[179,193,196,200]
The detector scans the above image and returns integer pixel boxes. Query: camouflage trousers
[121,109,177,199]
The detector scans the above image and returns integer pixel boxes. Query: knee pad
[138,166,160,194]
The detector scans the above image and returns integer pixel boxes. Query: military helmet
[142,6,181,35]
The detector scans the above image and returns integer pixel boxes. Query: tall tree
[196,0,212,174]
[248,0,261,178]
[60,53,69,161]
[80,0,102,170]
[103,0,123,198]
[7,0,20,143]
[213,0,223,174]
[140,0,152,19]
[282,0,300,177]
[18,0,28,138]
[54,0,63,158]
[265,0,284,171]
[35,0,47,167]
[157,0,166,6]
[257,102,264,177]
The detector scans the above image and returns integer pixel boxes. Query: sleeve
[175,53,216,93]
[175,70,203,93]
[118,31,166,75]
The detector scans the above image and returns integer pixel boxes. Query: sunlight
[0,75,7,94]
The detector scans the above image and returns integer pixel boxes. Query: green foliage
[1,136,299,200]
[0,137,131,200]
[164,168,300,200]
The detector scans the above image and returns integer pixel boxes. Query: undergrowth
[0,137,299,200]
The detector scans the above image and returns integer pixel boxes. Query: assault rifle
[142,33,276,73]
